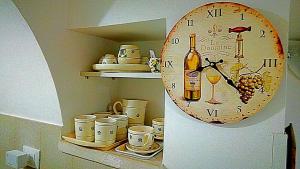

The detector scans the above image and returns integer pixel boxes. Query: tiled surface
[15,118,42,151]
[40,123,65,169]
[0,115,17,169]
[0,115,115,169]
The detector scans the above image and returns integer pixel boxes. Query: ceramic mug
[152,118,164,138]
[108,115,128,141]
[95,118,117,146]
[117,45,141,58]
[74,115,96,142]
[113,99,148,113]
[128,126,154,150]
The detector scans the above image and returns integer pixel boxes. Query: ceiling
[289,0,300,40]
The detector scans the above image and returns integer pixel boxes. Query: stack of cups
[108,115,128,141]
[113,99,148,127]
[152,118,164,139]
[74,115,119,147]
[74,115,96,142]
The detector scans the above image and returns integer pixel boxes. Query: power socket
[23,145,40,169]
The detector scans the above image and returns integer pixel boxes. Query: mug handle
[113,101,122,114]
[142,133,152,148]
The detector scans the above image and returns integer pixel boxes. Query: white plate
[125,142,161,154]
[93,64,150,72]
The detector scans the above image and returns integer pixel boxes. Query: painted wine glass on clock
[161,2,285,124]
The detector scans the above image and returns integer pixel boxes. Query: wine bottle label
[184,70,201,91]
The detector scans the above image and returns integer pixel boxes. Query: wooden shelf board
[80,71,161,79]
[58,140,163,169]
[69,18,166,42]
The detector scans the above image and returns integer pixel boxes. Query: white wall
[289,0,300,40]
[287,40,300,169]
[13,0,120,133]
[0,0,62,125]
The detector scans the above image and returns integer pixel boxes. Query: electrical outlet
[23,145,40,169]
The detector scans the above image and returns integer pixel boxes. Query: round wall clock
[161,2,285,124]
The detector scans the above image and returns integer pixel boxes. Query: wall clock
[161,2,285,124]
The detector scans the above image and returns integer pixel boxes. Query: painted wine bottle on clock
[184,33,202,101]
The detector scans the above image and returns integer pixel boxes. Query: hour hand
[195,64,210,72]
[193,58,223,72]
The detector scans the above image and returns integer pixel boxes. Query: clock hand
[190,58,214,73]
[205,58,238,90]
[190,58,238,90]
[210,63,238,90]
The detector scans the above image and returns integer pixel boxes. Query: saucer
[125,142,161,154]
[154,135,164,140]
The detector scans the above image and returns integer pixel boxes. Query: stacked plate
[117,45,141,64]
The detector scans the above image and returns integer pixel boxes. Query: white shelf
[58,140,163,169]
[80,72,161,79]
[70,18,166,42]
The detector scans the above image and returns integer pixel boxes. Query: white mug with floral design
[108,115,128,141]
[74,115,96,142]
[95,118,117,146]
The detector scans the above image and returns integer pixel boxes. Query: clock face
[161,2,285,124]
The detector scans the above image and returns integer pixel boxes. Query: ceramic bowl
[102,58,117,64]
[118,57,141,64]
[104,54,116,59]
[118,45,141,58]
[99,54,117,63]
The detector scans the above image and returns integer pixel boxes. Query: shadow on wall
[68,0,116,27]
[12,0,122,134]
